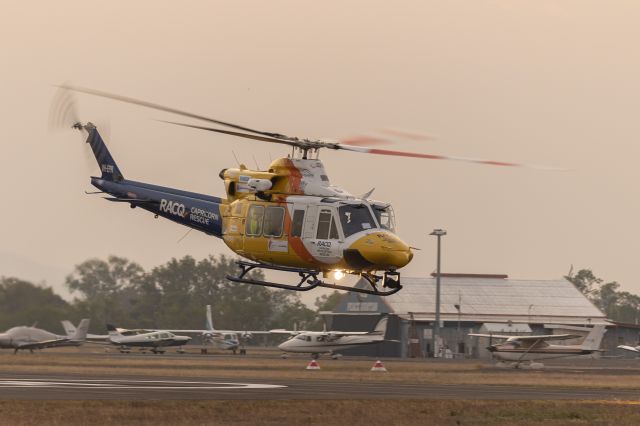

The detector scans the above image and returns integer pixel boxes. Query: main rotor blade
[336,144,566,171]
[377,128,435,141]
[160,121,300,148]
[59,84,291,140]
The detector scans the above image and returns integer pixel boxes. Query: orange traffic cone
[306,359,321,370]
[370,360,387,372]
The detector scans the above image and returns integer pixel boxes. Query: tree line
[566,268,640,324]
[0,255,342,335]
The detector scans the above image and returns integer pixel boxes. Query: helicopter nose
[344,232,413,270]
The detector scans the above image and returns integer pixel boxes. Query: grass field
[2,349,640,425]
[2,349,640,390]
[1,400,639,425]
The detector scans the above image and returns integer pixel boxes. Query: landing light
[332,270,345,281]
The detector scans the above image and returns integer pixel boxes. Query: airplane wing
[16,338,70,350]
[469,333,581,341]
[510,334,582,341]
[156,329,272,335]
[327,331,369,336]
[468,334,517,340]
[617,345,640,353]
[269,329,301,336]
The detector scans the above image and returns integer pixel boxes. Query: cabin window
[263,206,285,237]
[338,204,375,237]
[316,209,339,240]
[291,210,305,237]
[233,202,243,216]
[246,205,264,236]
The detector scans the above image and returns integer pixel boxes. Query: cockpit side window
[372,205,396,232]
[316,209,339,240]
[338,205,375,237]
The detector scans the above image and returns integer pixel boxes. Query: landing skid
[226,261,402,296]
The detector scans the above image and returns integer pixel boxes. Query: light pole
[454,291,462,356]
[430,228,446,358]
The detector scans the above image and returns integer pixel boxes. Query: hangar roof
[335,275,607,325]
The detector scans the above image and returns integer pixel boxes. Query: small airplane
[273,316,389,359]
[0,319,90,354]
[617,343,640,355]
[470,325,606,368]
[158,305,270,354]
[106,325,191,354]
[52,85,561,297]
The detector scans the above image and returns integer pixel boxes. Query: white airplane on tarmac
[274,316,389,359]
[106,325,192,354]
[470,325,607,368]
[160,305,270,354]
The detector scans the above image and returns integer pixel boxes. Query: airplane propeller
[59,83,565,170]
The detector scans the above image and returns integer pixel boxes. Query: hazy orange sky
[2,1,639,301]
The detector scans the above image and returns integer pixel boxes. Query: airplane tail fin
[76,122,124,182]
[61,320,76,337]
[206,305,214,331]
[581,325,607,350]
[369,316,388,337]
[106,324,122,337]
[71,319,90,341]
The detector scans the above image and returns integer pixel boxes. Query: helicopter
[52,85,560,296]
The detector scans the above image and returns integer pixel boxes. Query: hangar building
[326,273,615,359]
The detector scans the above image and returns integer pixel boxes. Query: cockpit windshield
[372,204,396,232]
[337,204,376,237]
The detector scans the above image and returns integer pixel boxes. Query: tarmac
[0,371,639,400]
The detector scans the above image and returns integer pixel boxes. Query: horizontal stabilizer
[103,197,159,205]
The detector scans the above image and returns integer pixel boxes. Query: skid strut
[226,261,402,296]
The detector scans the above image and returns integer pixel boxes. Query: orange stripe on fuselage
[282,204,316,265]
[282,158,303,194]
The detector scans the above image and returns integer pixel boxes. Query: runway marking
[0,378,286,390]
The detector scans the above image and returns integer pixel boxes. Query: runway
[0,372,638,400]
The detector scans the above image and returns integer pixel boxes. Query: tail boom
[78,122,225,238]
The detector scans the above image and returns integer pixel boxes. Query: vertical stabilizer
[581,325,606,350]
[71,319,90,341]
[78,122,124,182]
[371,316,388,335]
[61,320,76,337]
[206,305,214,331]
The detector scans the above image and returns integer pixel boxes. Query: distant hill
[0,251,71,299]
